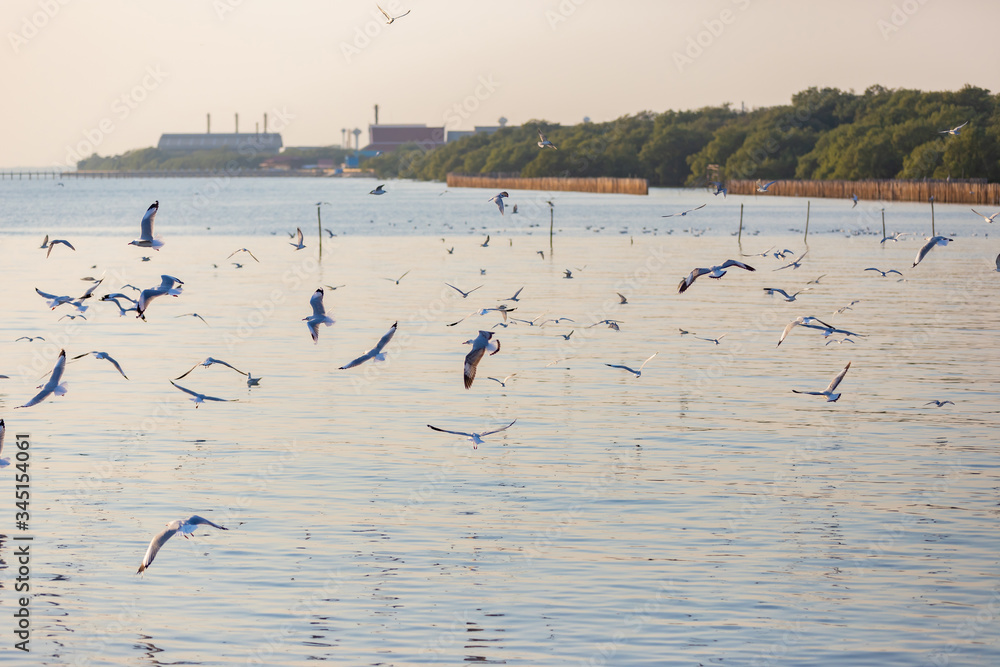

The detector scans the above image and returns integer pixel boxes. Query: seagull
[136,275,183,320]
[446,247,455,254]
[536,250,545,259]
[925,400,955,407]
[834,300,861,314]
[678,260,755,293]
[824,337,856,346]
[169,380,234,408]
[912,236,953,267]
[774,251,808,271]
[16,350,67,408]
[383,270,410,285]
[996,253,1000,272]
[136,515,228,573]
[39,234,49,249]
[447,306,516,327]
[304,288,335,343]
[289,227,305,250]
[502,287,524,302]
[694,333,726,345]
[851,193,858,208]
[662,204,706,218]
[376,4,410,24]
[616,292,628,304]
[175,313,209,326]
[445,283,482,298]
[481,235,490,247]
[101,296,138,317]
[175,357,246,380]
[533,127,559,150]
[35,288,87,313]
[339,322,397,369]
[741,246,774,258]
[427,419,516,449]
[70,351,128,379]
[59,313,86,321]
[762,287,806,302]
[563,269,574,279]
[792,362,852,402]
[488,191,509,215]
[0,419,7,467]
[971,209,999,224]
[588,319,622,331]
[772,249,795,258]
[756,180,778,192]
[227,248,260,262]
[557,330,574,340]
[16,336,46,342]
[246,372,262,388]
[807,275,826,285]
[46,239,75,258]
[486,374,516,388]
[605,352,658,378]
[710,181,727,197]
[777,316,835,347]
[880,232,909,244]
[939,120,969,136]
[129,201,164,249]
[370,183,387,195]
[865,267,902,277]
[463,330,500,389]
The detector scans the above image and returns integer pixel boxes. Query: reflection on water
[0,179,997,665]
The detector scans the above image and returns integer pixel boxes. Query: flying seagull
[710,181,727,197]
[339,322,397,369]
[129,201,164,249]
[376,4,410,24]
[481,235,490,247]
[175,313,209,326]
[756,180,778,192]
[289,227,305,250]
[693,333,726,345]
[137,515,228,574]
[762,287,807,302]
[304,288,335,343]
[169,380,235,407]
[487,374,517,388]
[536,128,558,150]
[925,400,954,407]
[463,330,500,389]
[39,234,49,249]
[912,236,953,267]
[851,193,858,208]
[70,351,128,379]
[227,248,260,262]
[46,239,75,258]
[16,350,67,408]
[792,361,852,402]
[383,270,410,285]
[605,352,657,378]
[616,292,628,304]
[865,267,902,277]
[774,250,808,271]
[445,283,482,298]
[939,120,968,136]
[370,183,387,195]
[488,191,509,215]
[502,287,524,302]
[136,275,184,320]
[970,208,999,224]
[175,357,246,380]
[678,260,755,293]
[427,419,516,449]
[662,204,706,218]
[777,315,835,347]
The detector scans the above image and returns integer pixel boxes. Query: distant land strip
[446,173,648,195]
[727,178,1000,205]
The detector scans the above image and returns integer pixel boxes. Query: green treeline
[368,85,1000,185]
[77,146,352,171]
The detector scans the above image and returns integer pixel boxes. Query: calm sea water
[0,178,998,666]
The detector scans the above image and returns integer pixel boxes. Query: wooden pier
[726,178,1000,205]
[447,173,648,195]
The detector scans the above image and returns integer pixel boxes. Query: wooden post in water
[930,196,935,236]
[881,208,886,239]
[737,203,744,243]
[548,201,555,255]
[317,204,323,261]
[803,200,810,243]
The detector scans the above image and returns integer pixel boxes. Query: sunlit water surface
[0,178,998,666]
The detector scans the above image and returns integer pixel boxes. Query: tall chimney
[235,112,239,134]
[374,104,379,125]
[263,112,268,134]
[207,113,211,134]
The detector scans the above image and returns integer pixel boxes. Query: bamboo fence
[727,179,1000,205]
[446,173,648,195]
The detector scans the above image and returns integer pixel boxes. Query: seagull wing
[605,363,638,374]
[376,3,391,20]
[464,345,487,389]
[174,363,199,380]
[678,267,710,293]
[720,259,755,271]
[339,351,375,370]
[213,359,246,375]
[913,238,939,266]
[140,202,158,240]
[100,353,128,379]
[480,419,517,437]
[310,289,327,317]
[170,380,202,398]
[427,424,473,438]
[637,352,658,372]
[372,322,398,354]
[445,283,466,297]
[825,362,851,394]
[186,515,227,530]
[137,520,181,573]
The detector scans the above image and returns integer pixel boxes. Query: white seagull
[136,275,184,320]
[537,128,558,150]
[970,208,999,224]
[71,351,128,379]
[304,288,335,343]
[427,419,516,449]
[774,250,808,271]
[383,270,410,285]
[339,322,397,369]
[0,419,7,467]
[370,184,387,195]
[488,191,509,215]
[605,352,658,378]
[912,236,953,267]
[939,120,968,136]
[35,287,87,313]
[445,282,482,298]
[865,267,902,277]
[678,260,755,293]
[762,287,807,302]
[289,227,306,250]
[129,201,164,249]
[464,330,500,389]
[486,374,517,388]
[756,180,778,192]
[662,204,706,218]
[175,357,246,380]
[137,515,228,573]
[502,287,524,302]
[792,361,852,402]
[925,400,954,407]
[227,248,260,262]
[16,350,67,408]
[376,4,410,24]
[46,239,75,258]
[169,380,235,408]
[777,316,835,347]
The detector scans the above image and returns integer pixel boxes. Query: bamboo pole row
[446,173,648,195]
[726,179,1000,205]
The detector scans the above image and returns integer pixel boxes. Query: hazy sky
[3,0,998,168]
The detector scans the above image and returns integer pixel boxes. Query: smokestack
[235,112,239,134]
[374,104,379,125]
[207,113,211,134]
[264,113,268,134]
[255,122,259,136]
